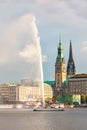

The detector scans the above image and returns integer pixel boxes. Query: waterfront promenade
[0,108,87,130]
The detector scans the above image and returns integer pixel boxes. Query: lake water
[0,108,87,130]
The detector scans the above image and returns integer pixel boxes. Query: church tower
[67,40,76,77]
[55,37,66,94]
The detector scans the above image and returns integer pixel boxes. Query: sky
[0,0,87,83]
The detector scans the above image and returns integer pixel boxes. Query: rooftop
[71,74,87,79]
[44,81,54,88]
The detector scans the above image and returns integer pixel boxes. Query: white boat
[33,108,65,111]
[33,103,65,111]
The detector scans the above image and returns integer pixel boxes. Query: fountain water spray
[37,42,45,107]
[31,16,45,106]
[34,26,45,107]
[18,14,45,106]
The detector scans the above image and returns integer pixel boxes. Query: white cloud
[0,58,6,64]
[82,47,87,51]
[0,14,38,63]
[0,0,87,27]
[0,14,43,82]
[81,41,87,52]
[19,44,38,63]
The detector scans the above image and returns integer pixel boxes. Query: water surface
[0,108,87,130]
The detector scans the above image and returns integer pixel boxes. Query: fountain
[28,17,45,107]
[18,14,45,107]
[37,42,45,107]
[35,31,45,107]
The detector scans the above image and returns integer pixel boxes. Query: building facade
[18,85,41,102]
[63,74,87,95]
[0,82,53,104]
[0,83,17,104]
[44,83,53,101]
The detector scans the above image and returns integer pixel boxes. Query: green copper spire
[57,36,64,63]
[59,35,62,44]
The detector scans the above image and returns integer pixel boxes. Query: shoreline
[0,106,86,113]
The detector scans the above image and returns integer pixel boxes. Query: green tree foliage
[59,95,73,104]
[81,95,87,103]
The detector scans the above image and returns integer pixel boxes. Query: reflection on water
[0,108,87,130]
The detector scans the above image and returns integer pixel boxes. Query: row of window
[69,81,87,86]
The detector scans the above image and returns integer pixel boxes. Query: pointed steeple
[67,40,76,76]
[59,35,62,46]
[69,40,73,62]
[57,36,64,63]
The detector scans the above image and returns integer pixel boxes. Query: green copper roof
[44,81,54,88]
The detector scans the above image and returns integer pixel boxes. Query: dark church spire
[67,40,76,76]
[69,40,73,62]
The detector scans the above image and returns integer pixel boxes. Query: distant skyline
[0,0,87,83]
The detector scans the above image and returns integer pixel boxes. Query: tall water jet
[33,17,45,106]
[36,41,45,107]
[18,14,45,106]
[34,24,45,107]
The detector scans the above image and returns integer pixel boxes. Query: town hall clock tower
[55,37,66,95]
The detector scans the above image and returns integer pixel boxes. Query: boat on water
[33,103,65,111]
[33,108,65,111]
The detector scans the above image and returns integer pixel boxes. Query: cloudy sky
[0,0,87,83]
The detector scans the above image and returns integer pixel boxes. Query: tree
[81,95,86,103]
